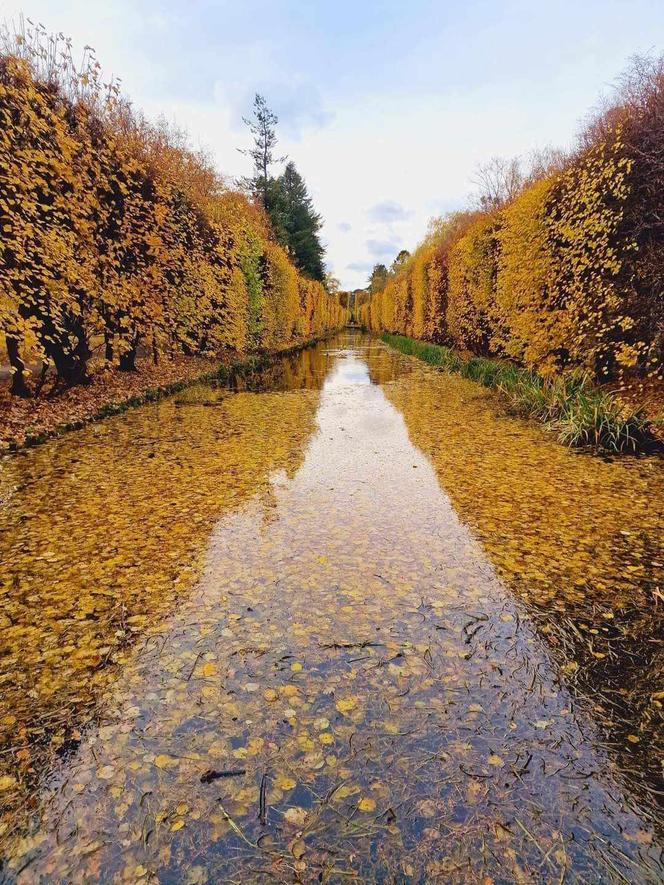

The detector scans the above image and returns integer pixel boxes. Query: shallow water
[1,332,662,882]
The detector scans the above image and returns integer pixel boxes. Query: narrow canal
[1,332,662,882]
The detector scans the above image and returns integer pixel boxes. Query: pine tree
[239,94,285,211]
[270,162,325,281]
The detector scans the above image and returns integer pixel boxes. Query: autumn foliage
[359,57,664,383]
[0,27,345,395]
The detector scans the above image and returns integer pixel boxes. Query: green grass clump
[381,333,653,453]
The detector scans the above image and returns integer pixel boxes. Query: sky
[1,1,664,289]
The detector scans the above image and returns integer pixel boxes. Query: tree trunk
[35,361,48,397]
[53,351,89,386]
[6,335,30,397]
[60,319,91,386]
[30,306,89,388]
[119,340,138,371]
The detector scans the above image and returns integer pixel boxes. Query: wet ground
[0,332,663,882]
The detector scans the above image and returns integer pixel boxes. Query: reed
[382,333,654,453]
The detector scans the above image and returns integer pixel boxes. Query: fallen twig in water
[200,769,246,783]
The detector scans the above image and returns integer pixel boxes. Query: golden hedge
[0,55,345,393]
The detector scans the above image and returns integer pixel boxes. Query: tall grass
[382,333,654,453]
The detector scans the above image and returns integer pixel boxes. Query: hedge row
[358,61,664,383]
[0,50,345,395]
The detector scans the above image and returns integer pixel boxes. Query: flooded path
[1,333,663,882]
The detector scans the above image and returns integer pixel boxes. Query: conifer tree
[270,162,326,281]
[240,93,285,211]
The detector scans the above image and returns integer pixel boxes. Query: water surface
[1,333,662,882]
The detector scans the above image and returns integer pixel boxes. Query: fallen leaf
[155,754,178,769]
[335,696,358,714]
[284,807,308,827]
[275,773,297,791]
[290,838,306,859]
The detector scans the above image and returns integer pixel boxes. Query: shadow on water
[0,331,662,882]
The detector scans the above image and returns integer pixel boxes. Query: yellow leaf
[155,754,178,769]
[275,773,297,791]
[284,806,308,827]
[335,696,358,714]
[290,837,306,859]
[334,783,360,800]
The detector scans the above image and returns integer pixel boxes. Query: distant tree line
[343,251,412,323]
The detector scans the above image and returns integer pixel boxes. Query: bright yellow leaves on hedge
[0,53,346,389]
[496,175,565,373]
[447,212,501,357]
[359,118,661,382]
[546,133,637,377]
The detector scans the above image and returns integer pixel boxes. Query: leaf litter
[0,333,662,883]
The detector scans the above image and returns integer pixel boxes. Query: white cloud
[366,237,401,259]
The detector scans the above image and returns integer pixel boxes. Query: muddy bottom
[1,333,662,883]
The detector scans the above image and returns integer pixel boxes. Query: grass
[381,332,655,454]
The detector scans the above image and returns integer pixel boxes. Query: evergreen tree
[240,97,325,281]
[239,93,285,211]
[270,162,325,281]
